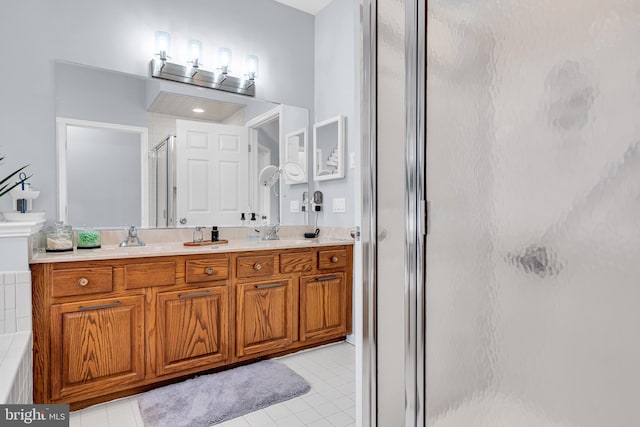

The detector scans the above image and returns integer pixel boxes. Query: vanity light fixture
[188,39,202,69]
[154,31,171,62]
[245,54,259,80]
[217,48,232,74]
[150,33,256,96]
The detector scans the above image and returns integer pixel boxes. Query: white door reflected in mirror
[313,115,345,181]
[176,120,249,227]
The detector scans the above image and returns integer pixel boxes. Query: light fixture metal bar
[150,59,255,97]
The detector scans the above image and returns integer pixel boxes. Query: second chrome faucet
[119,225,145,247]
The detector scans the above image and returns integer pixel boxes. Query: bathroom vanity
[30,239,353,409]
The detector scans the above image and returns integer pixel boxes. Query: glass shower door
[426,1,640,426]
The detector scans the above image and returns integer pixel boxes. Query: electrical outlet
[290,200,300,213]
[332,198,346,213]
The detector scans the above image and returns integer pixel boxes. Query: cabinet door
[50,295,145,401]
[156,286,229,376]
[236,278,294,357]
[300,273,348,341]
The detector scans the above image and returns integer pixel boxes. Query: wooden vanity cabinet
[299,272,348,342]
[235,278,294,358]
[156,286,228,375]
[49,295,145,401]
[31,245,352,409]
[154,255,231,376]
[234,252,295,359]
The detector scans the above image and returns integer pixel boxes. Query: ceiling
[272,0,333,15]
[149,92,246,122]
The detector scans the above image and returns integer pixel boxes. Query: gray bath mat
[138,360,310,427]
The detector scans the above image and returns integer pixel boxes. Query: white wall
[0,0,314,221]
[56,61,149,127]
[313,0,360,229]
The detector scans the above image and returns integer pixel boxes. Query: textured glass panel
[426,1,640,426]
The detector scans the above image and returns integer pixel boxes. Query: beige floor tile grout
[71,342,355,427]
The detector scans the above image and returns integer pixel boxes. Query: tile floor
[69,341,355,427]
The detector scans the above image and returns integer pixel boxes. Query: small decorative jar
[76,227,101,249]
[45,221,74,252]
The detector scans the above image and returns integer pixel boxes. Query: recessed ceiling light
[192,108,205,113]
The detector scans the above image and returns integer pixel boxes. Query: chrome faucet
[119,225,145,247]
[262,224,280,241]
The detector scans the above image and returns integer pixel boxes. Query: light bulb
[188,39,202,67]
[154,31,171,60]
[218,48,232,73]
[245,54,259,79]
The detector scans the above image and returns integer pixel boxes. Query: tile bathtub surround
[70,341,355,427]
[0,331,33,404]
[0,271,32,335]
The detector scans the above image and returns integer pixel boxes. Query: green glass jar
[76,228,101,249]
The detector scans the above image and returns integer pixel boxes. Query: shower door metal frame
[361,0,378,426]
[405,0,426,426]
[363,0,426,424]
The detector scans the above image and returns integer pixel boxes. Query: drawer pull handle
[77,277,89,287]
[254,283,282,290]
[179,290,212,299]
[330,256,339,263]
[79,301,121,311]
[205,267,214,275]
[253,263,263,271]
[315,276,338,282]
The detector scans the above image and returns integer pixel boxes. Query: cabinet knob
[253,263,262,271]
[331,256,339,263]
[205,267,214,275]
[77,277,89,287]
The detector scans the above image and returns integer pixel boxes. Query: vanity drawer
[237,255,275,278]
[280,252,314,273]
[51,267,113,298]
[318,248,348,270]
[124,261,176,289]
[186,258,230,283]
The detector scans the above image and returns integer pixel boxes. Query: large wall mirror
[55,61,309,228]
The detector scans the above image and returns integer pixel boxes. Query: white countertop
[29,238,353,264]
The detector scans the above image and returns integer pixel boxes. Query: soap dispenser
[248,213,259,240]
